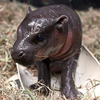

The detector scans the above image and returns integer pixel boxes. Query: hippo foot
[61,88,83,100]
[29,83,49,96]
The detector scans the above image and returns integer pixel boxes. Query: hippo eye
[37,34,43,42]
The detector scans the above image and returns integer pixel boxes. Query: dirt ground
[0,1,100,100]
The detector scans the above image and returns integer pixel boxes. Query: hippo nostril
[18,51,24,58]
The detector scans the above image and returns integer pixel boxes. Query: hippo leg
[61,54,82,99]
[29,59,51,96]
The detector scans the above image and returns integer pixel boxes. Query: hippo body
[11,5,82,99]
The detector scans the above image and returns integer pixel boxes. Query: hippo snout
[11,49,25,60]
[11,47,35,66]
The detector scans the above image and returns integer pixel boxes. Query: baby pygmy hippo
[11,4,82,99]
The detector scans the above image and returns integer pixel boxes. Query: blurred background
[0,0,100,99]
[10,0,100,10]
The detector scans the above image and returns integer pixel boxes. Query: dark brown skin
[11,4,82,99]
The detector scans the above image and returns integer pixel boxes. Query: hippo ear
[56,15,68,32]
[27,7,32,14]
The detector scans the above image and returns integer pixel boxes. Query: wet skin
[11,4,82,99]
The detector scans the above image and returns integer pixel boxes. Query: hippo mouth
[35,55,49,61]
[13,57,34,66]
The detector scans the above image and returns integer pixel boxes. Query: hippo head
[11,7,68,66]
